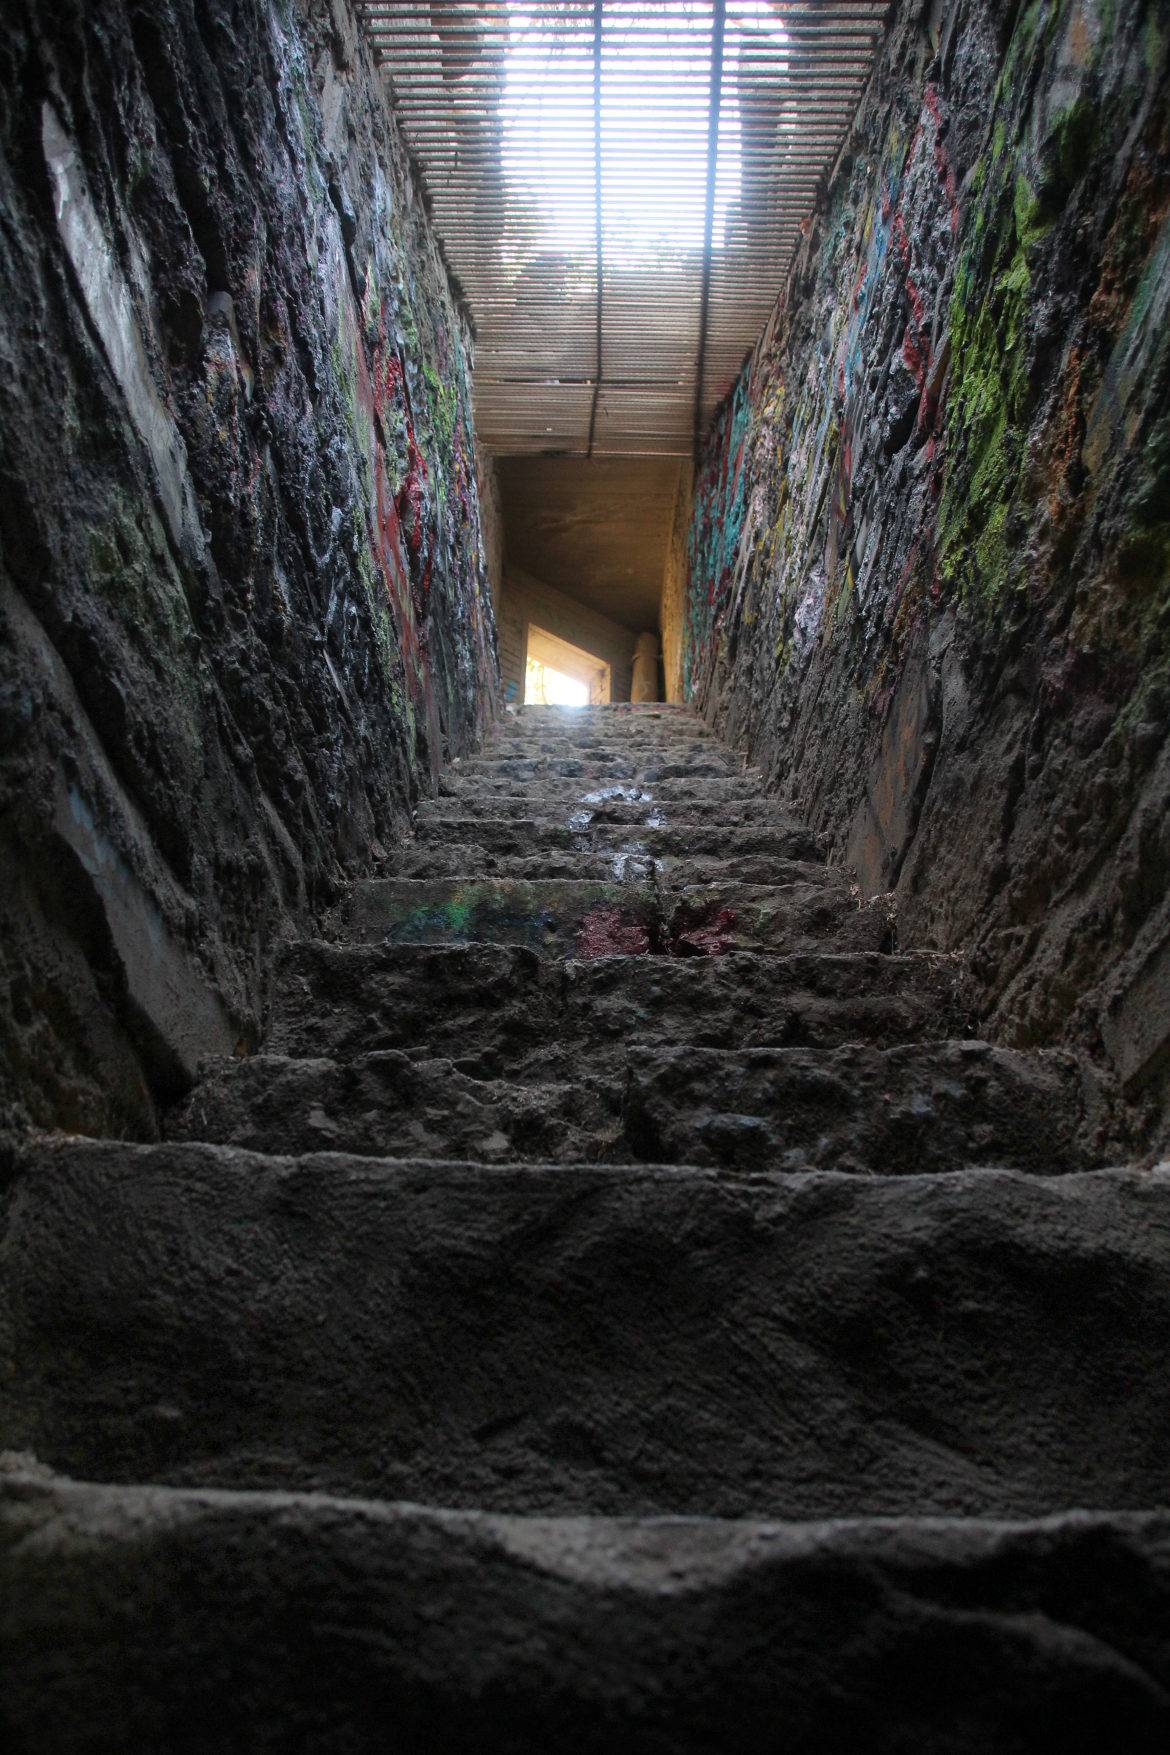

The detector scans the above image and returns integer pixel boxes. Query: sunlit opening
[500,1,790,268]
[525,623,610,703]
[525,658,590,706]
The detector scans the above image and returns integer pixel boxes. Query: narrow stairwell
[4,704,1170,1749]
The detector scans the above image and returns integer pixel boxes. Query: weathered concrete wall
[686,0,1170,1128]
[0,0,498,1137]
[476,445,506,613]
[498,567,637,704]
[661,462,693,703]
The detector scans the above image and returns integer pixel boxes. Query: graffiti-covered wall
[687,0,1170,1116]
[0,0,497,1136]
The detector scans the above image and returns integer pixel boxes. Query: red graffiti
[575,907,653,958]
[903,326,928,391]
[893,208,932,402]
[669,903,738,957]
[350,306,420,685]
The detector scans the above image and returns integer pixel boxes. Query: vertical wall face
[0,0,498,1136]
[660,462,693,704]
[497,569,637,704]
[686,0,1170,1109]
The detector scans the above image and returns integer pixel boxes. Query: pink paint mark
[903,326,928,391]
[905,274,926,336]
[576,907,652,958]
[670,904,738,958]
[350,307,421,683]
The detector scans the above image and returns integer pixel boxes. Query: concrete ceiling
[498,456,683,633]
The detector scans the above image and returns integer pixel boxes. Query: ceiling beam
[693,0,726,467]
[587,0,604,459]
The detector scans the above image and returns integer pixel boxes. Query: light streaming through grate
[357,3,888,457]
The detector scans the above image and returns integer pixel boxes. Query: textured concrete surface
[5,1139,1168,1517]
[5,1461,1170,1755]
[2,699,1162,1749]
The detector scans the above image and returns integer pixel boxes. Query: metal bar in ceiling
[693,0,726,465]
[355,1,890,457]
[588,0,604,458]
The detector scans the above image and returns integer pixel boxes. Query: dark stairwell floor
[3,703,1170,1751]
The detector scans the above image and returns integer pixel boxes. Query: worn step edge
[388,845,837,887]
[4,1463,1170,1754]
[412,818,825,861]
[168,1040,1105,1173]
[8,1147,1169,1521]
[415,796,804,825]
[266,942,969,1055]
[329,876,876,957]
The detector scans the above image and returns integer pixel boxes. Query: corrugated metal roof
[357,2,889,457]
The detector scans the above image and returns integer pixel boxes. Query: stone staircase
[3,702,1169,1750]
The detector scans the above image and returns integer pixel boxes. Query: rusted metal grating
[357,2,889,457]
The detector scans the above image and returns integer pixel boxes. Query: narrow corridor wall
[686,0,1170,1119]
[661,462,693,704]
[0,0,498,1137]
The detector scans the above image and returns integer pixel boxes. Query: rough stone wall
[498,568,637,704]
[0,0,498,1137]
[686,0,1170,1126]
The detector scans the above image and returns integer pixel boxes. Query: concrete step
[335,876,660,956]
[332,877,886,957]
[413,816,824,863]
[496,704,701,727]
[489,710,714,744]
[417,793,802,830]
[6,1462,1170,1753]
[440,771,767,802]
[267,942,967,1070]
[168,1040,1097,1173]
[5,1141,1169,1517]
[480,745,735,774]
[169,1051,623,1162]
[451,753,750,784]
[623,1040,1098,1172]
[390,841,837,889]
[487,715,716,741]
